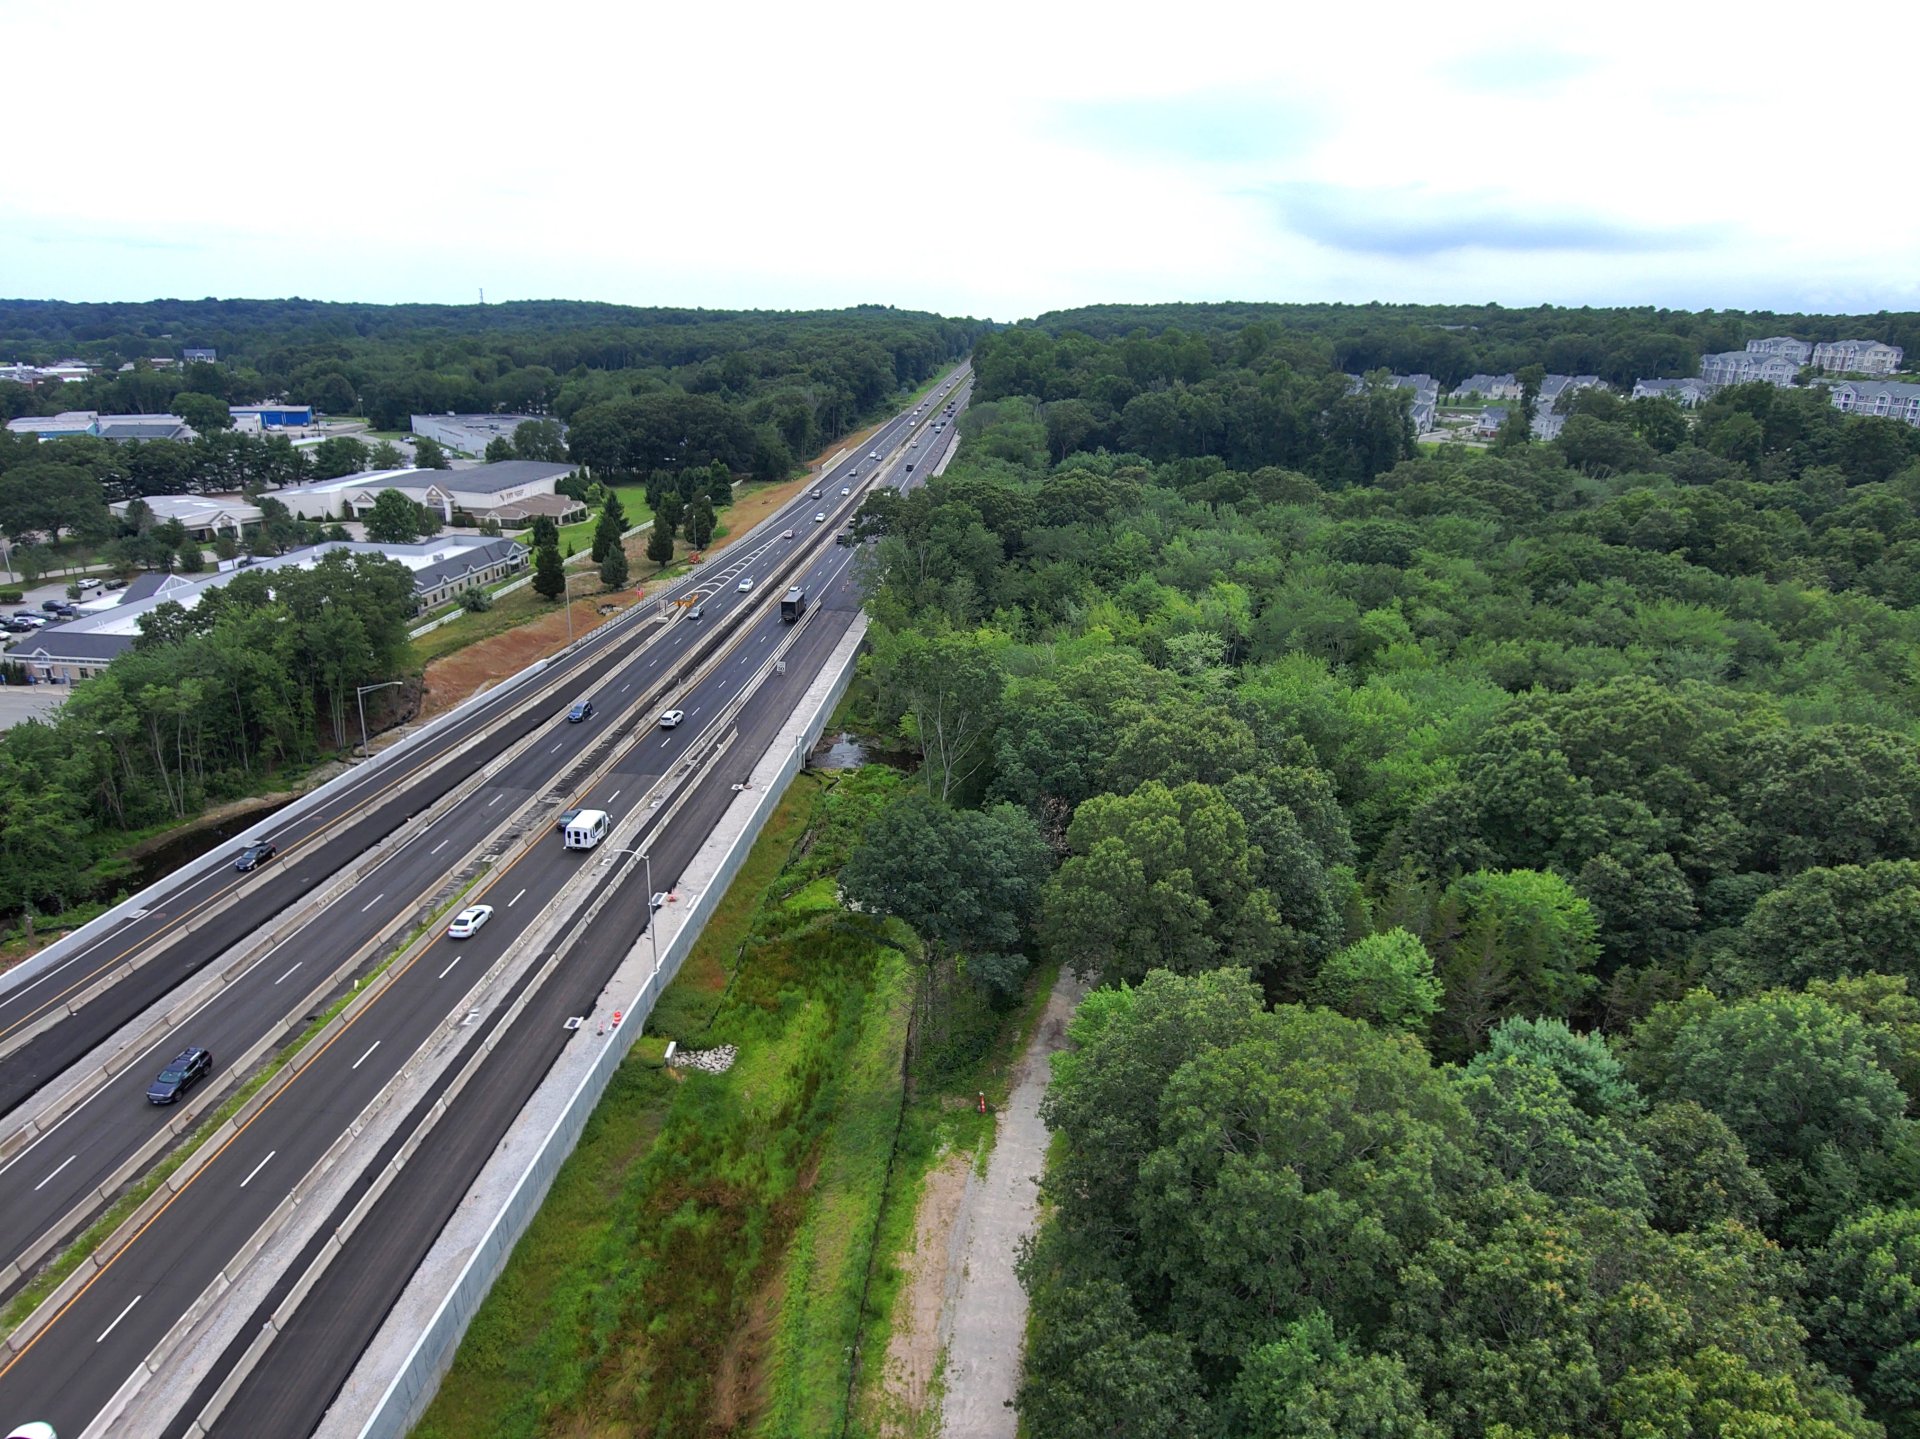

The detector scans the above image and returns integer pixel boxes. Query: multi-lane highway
[0,368,970,1436]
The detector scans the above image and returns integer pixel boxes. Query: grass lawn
[407,584,556,668]
[413,768,912,1439]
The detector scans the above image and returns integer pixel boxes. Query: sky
[4,0,1917,322]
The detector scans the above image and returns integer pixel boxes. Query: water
[126,798,297,892]
[810,732,916,772]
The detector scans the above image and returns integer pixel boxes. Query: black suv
[147,1047,213,1104]
[234,840,277,872]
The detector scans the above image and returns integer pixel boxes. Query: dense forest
[838,316,1920,1437]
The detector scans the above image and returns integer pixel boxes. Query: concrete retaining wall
[352,614,868,1439]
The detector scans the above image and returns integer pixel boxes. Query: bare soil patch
[880,1150,972,1435]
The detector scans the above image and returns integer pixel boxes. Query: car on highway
[868,451,878,460]
[810,487,822,498]
[814,511,827,523]
[659,709,685,728]
[447,904,493,939]
[690,603,704,619]
[650,891,668,910]
[234,840,278,872]
[840,485,851,496]
[147,1046,213,1105]
[567,699,594,723]
[6,1421,57,1439]
[556,807,582,831]
[738,577,753,592]
[782,528,794,539]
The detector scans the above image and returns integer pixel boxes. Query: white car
[868,451,878,460]
[782,528,795,539]
[814,511,827,523]
[659,709,685,728]
[840,486,851,496]
[738,577,753,592]
[447,904,493,939]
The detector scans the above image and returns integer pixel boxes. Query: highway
[0,369,969,1437]
[0,377,958,1289]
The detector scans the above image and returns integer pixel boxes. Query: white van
[563,809,610,850]
[77,577,104,594]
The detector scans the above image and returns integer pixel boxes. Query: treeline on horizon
[834,312,1920,1438]
[1023,299,1920,389]
[0,298,986,480]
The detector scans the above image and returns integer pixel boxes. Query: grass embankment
[414,766,917,1439]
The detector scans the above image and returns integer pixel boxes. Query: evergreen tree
[532,543,565,600]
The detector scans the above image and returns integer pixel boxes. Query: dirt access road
[935,968,1086,1437]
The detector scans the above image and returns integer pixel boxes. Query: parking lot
[0,681,70,730]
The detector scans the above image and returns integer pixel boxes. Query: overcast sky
[5,0,1916,322]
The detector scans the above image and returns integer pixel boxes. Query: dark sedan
[147,1046,213,1104]
[234,840,278,872]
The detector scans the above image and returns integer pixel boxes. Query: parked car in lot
[567,699,594,723]
[234,840,277,872]
[659,709,685,728]
[447,904,493,939]
[147,1046,212,1104]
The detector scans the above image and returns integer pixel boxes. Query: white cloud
[2,0,1916,318]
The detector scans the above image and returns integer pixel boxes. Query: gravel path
[938,968,1086,1438]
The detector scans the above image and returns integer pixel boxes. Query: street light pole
[600,846,663,980]
[355,679,407,759]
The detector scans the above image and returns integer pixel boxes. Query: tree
[368,440,404,470]
[1131,1005,1470,1353]
[1428,868,1601,1058]
[363,488,424,544]
[645,518,674,567]
[1017,1269,1203,1439]
[841,795,1051,1028]
[1726,860,1920,995]
[1223,1312,1443,1439]
[530,514,559,551]
[599,546,629,590]
[1634,1099,1778,1234]
[1043,780,1288,989]
[1041,968,1270,1254]
[1456,1043,1655,1213]
[1308,929,1442,1031]
[531,543,566,601]
[513,419,567,462]
[870,626,1003,802]
[686,494,716,550]
[170,390,230,433]
[0,463,107,543]
[1808,1206,1920,1437]
[412,435,451,469]
[591,490,627,563]
[309,436,369,480]
[1630,988,1913,1241]
[484,436,515,463]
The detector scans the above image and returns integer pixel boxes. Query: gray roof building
[5,536,528,685]
[1632,377,1713,407]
